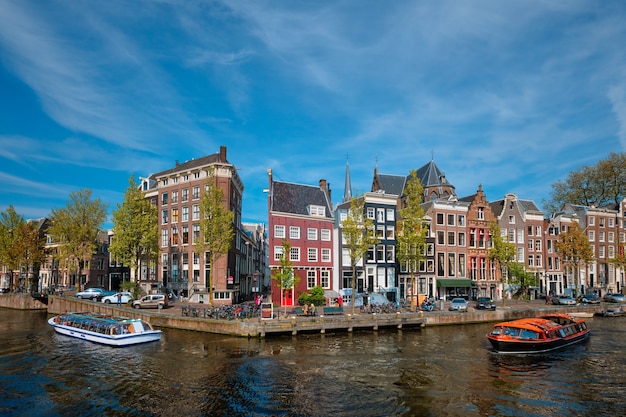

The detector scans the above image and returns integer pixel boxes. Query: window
[182,226,189,244]
[321,271,330,288]
[536,226,542,235]
[307,228,318,240]
[367,207,375,219]
[386,226,395,239]
[376,245,385,262]
[192,186,200,200]
[517,229,524,243]
[437,231,445,245]
[321,229,331,241]
[508,229,515,242]
[274,225,286,239]
[193,225,200,243]
[478,208,484,220]
[589,216,595,226]
[162,193,169,205]
[599,217,605,227]
[599,232,605,242]
[342,248,351,266]
[377,208,385,223]
[289,226,300,239]
[321,248,331,262]
[448,231,455,246]
[171,226,178,245]
[599,246,605,258]
[458,254,465,277]
[528,255,534,267]
[306,271,317,289]
[535,240,541,251]
[387,208,395,222]
[182,206,189,221]
[162,179,169,186]
[609,218,614,227]
[458,215,466,227]
[193,205,200,220]
[458,232,466,246]
[588,230,595,242]
[528,240,534,251]
[517,247,524,263]
[162,210,168,224]
[290,247,300,261]
[172,208,179,223]
[436,213,444,225]
[386,245,395,262]
[308,248,318,262]
[182,188,188,201]
[609,232,615,243]
[448,254,455,277]
[172,190,178,204]
[447,214,455,226]
[309,205,326,216]
[376,225,385,238]
[274,246,284,261]
[527,225,533,235]
[161,229,168,247]
[509,215,515,224]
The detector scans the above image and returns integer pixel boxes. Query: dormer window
[308,205,326,217]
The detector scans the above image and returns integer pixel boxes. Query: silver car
[449,298,468,312]
[604,293,626,303]
[552,295,577,305]
[75,288,105,300]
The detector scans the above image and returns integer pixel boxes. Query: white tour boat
[48,311,162,346]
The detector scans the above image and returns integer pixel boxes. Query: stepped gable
[271,181,333,218]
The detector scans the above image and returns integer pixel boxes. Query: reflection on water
[1,309,625,416]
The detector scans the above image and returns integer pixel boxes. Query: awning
[436,279,474,288]
[324,290,340,299]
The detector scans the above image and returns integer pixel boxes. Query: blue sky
[1,1,625,228]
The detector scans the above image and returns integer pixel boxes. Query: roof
[150,152,226,179]
[375,174,406,195]
[416,160,452,188]
[271,181,333,219]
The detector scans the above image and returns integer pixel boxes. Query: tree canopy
[109,175,158,287]
[554,221,594,297]
[48,189,108,291]
[341,195,378,314]
[271,240,297,313]
[195,168,234,305]
[396,170,427,310]
[544,152,626,213]
[487,221,516,302]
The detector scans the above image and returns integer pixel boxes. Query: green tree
[506,262,536,300]
[195,168,234,305]
[555,222,594,297]
[271,240,297,315]
[488,221,516,304]
[544,152,626,213]
[0,206,46,291]
[341,195,378,314]
[396,170,427,311]
[109,175,158,288]
[48,189,108,291]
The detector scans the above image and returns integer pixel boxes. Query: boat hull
[486,314,590,354]
[487,331,589,354]
[48,315,161,347]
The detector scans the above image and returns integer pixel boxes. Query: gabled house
[460,185,498,299]
[490,193,545,298]
[267,170,334,307]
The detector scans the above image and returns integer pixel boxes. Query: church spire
[343,156,352,202]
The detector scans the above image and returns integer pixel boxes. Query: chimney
[320,179,331,203]
[219,145,227,162]
[175,160,179,167]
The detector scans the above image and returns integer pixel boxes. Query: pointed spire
[343,156,352,202]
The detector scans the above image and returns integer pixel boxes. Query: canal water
[1,309,624,417]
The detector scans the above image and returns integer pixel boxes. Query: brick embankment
[4,294,609,338]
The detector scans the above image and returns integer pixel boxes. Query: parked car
[552,295,577,305]
[604,293,626,303]
[579,293,600,304]
[475,297,496,310]
[75,288,105,300]
[101,291,134,304]
[132,294,168,309]
[449,297,468,312]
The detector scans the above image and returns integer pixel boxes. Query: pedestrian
[309,303,316,316]
[116,292,122,306]
[337,296,343,307]
[303,304,309,316]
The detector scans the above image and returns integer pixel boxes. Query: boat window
[491,327,503,335]
[558,329,566,338]
[503,327,520,337]
[520,329,539,339]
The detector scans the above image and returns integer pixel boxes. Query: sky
[1,1,626,229]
